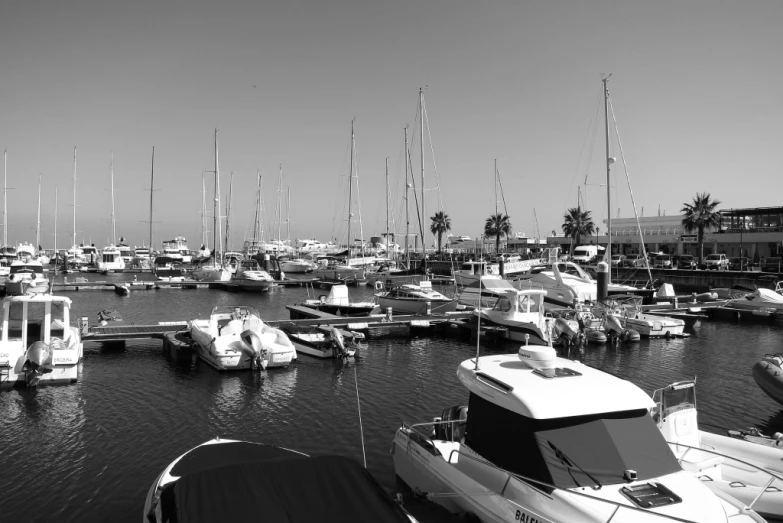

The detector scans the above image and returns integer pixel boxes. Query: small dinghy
[753,354,783,406]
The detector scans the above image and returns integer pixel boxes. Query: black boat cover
[161,444,410,523]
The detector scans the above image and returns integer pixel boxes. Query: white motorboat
[189,306,296,370]
[230,259,275,292]
[4,259,49,295]
[0,258,9,277]
[16,241,36,259]
[454,261,503,286]
[285,326,361,359]
[365,260,427,286]
[513,262,643,307]
[190,258,231,282]
[474,288,552,345]
[310,258,366,280]
[726,287,783,313]
[161,239,184,262]
[278,256,315,273]
[117,241,133,265]
[80,244,100,266]
[153,256,186,281]
[392,348,765,523]
[143,438,417,523]
[376,280,456,315]
[0,294,83,388]
[599,295,686,338]
[297,238,328,252]
[653,380,783,519]
[300,284,377,316]
[133,246,152,268]
[456,277,518,309]
[97,244,126,272]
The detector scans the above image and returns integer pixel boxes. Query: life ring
[374,281,384,291]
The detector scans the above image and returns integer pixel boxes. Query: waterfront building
[546,206,783,260]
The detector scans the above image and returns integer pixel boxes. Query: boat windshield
[210,305,261,319]
[10,265,44,275]
[465,393,680,491]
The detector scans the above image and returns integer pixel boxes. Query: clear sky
[1,0,781,250]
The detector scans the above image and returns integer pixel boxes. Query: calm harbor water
[2,274,783,522]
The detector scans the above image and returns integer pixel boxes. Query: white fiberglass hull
[4,278,49,296]
[617,313,685,338]
[377,296,457,315]
[189,319,295,371]
[0,331,82,389]
[279,261,313,273]
[392,428,762,523]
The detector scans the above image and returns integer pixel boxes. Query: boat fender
[319,295,327,303]
[374,281,384,291]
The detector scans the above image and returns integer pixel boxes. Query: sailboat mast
[253,170,261,244]
[3,149,7,246]
[72,146,77,247]
[201,173,207,248]
[286,186,291,244]
[404,125,410,265]
[225,171,234,253]
[419,88,425,252]
[110,152,116,245]
[36,174,41,249]
[276,164,282,244]
[149,147,155,250]
[347,120,354,256]
[212,129,218,257]
[54,188,58,268]
[603,76,612,281]
[494,159,498,216]
[385,157,390,260]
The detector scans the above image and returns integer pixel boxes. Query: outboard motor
[330,326,347,358]
[22,341,54,387]
[603,315,640,342]
[554,317,580,347]
[240,330,268,370]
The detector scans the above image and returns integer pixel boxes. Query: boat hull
[753,358,783,406]
[300,302,376,317]
[189,320,295,371]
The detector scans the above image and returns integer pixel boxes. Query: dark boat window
[464,393,680,492]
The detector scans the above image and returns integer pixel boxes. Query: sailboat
[191,129,230,282]
[0,150,16,275]
[98,153,125,272]
[132,148,155,269]
[311,121,367,281]
[33,174,50,265]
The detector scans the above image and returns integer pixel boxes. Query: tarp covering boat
[160,442,411,523]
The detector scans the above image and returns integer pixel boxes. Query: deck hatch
[532,367,582,379]
[620,482,682,508]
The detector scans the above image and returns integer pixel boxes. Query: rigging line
[608,98,654,286]
[330,138,353,244]
[495,165,509,217]
[407,135,425,250]
[422,100,445,214]
[353,365,367,468]
[562,85,603,214]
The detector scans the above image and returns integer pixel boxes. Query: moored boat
[230,259,275,292]
[392,348,766,522]
[189,305,296,370]
[300,284,376,316]
[753,354,783,406]
[474,288,551,345]
[653,380,783,519]
[143,438,417,523]
[0,294,83,388]
[4,259,49,295]
[376,280,456,315]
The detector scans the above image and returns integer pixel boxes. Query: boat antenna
[353,365,367,468]
[474,231,483,370]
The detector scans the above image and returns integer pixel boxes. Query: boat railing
[399,421,724,523]
[666,440,783,513]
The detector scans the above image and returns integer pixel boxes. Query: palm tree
[429,211,451,253]
[562,207,595,252]
[681,192,722,266]
[484,213,512,254]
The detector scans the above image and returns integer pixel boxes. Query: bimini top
[457,354,654,420]
[155,440,412,523]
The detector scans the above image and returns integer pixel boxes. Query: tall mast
[54,188,58,267]
[347,119,354,256]
[286,186,291,244]
[110,152,116,245]
[419,87,425,251]
[385,157,390,260]
[36,173,41,249]
[72,146,77,246]
[3,149,7,246]
[252,169,261,244]
[404,126,410,265]
[276,164,283,244]
[603,76,612,282]
[149,147,155,249]
[201,173,207,248]
[494,159,498,216]
[213,129,222,260]
[225,171,234,253]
